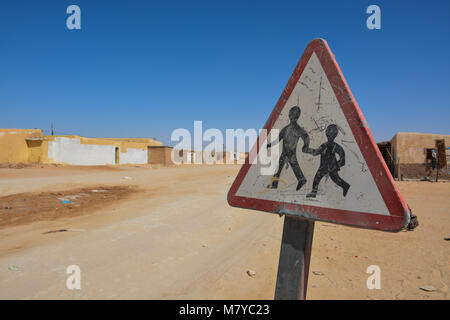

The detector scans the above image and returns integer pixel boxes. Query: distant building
[1,128,249,167]
[0,128,162,166]
[148,146,178,166]
[378,132,450,180]
[147,148,248,166]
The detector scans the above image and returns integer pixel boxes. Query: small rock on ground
[8,266,20,271]
[420,285,438,292]
[247,270,256,277]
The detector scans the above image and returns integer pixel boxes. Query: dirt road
[0,165,448,299]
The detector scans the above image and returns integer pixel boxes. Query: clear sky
[1,0,449,146]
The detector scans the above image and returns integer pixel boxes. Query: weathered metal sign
[228,39,410,232]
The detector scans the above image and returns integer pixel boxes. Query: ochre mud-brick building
[378,132,450,180]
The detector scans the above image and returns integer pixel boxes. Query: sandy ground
[0,165,448,300]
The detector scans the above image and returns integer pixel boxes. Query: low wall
[119,147,147,165]
[398,163,449,180]
[44,136,149,165]
[47,137,116,165]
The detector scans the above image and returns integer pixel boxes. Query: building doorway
[26,138,43,164]
[115,147,119,164]
[377,141,395,177]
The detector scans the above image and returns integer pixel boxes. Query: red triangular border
[227,39,410,232]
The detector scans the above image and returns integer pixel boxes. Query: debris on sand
[58,194,87,201]
[420,285,438,292]
[42,228,86,234]
[444,237,450,241]
[42,229,68,234]
[8,265,20,271]
[312,271,324,275]
[406,205,419,231]
[60,200,72,204]
[0,163,30,169]
[247,270,256,277]
[123,176,133,180]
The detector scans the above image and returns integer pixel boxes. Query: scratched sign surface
[228,39,410,231]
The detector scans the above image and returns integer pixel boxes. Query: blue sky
[1,0,449,146]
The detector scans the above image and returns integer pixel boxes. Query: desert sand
[0,165,448,299]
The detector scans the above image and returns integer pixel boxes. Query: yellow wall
[103,138,163,146]
[0,129,43,164]
[391,132,450,164]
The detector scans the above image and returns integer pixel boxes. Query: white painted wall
[119,148,147,164]
[48,137,115,165]
[48,137,149,165]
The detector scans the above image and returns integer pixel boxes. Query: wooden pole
[435,148,439,182]
[274,215,315,300]
[436,164,439,182]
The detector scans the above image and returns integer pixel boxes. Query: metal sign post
[274,216,314,300]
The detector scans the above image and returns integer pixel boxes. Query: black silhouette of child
[267,106,310,191]
[305,124,350,198]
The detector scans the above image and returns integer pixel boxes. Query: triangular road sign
[228,39,410,232]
